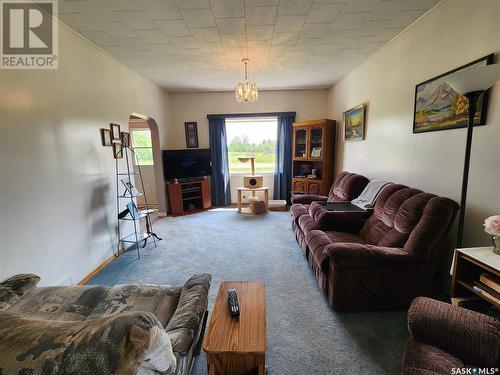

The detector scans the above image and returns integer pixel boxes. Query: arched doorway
[129,114,167,215]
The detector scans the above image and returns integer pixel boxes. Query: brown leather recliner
[305,184,459,311]
[290,171,369,255]
[402,297,500,374]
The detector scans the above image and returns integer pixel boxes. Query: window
[131,128,154,166]
[226,117,277,173]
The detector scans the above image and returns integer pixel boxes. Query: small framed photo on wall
[121,132,130,147]
[100,128,112,146]
[343,104,366,141]
[185,122,199,148]
[110,123,121,142]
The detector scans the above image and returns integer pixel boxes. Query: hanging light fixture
[235,58,258,103]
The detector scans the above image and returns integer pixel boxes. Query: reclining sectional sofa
[0,273,211,375]
[291,172,459,312]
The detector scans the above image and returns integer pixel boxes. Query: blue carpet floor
[88,209,408,374]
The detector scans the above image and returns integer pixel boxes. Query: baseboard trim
[77,250,123,285]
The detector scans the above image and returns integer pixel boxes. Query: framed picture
[113,143,123,159]
[120,177,139,196]
[110,123,121,142]
[343,104,365,141]
[185,122,199,148]
[413,54,493,134]
[121,132,130,147]
[100,128,112,146]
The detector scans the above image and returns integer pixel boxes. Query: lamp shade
[446,63,499,94]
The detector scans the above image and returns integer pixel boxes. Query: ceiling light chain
[235,58,258,103]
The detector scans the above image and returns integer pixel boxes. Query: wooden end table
[203,281,267,375]
[236,187,270,214]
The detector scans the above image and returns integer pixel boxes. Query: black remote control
[227,289,240,318]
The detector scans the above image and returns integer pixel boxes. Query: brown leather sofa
[291,171,369,254]
[403,297,500,374]
[292,183,459,311]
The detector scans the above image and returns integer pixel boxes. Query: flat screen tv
[162,149,212,180]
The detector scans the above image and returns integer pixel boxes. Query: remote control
[227,289,240,318]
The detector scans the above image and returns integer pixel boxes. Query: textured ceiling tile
[306,3,344,23]
[216,18,246,34]
[274,15,306,33]
[221,34,247,48]
[156,19,192,36]
[402,0,440,10]
[191,28,221,43]
[101,0,146,12]
[118,38,152,51]
[278,0,313,16]
[387,9,428,28]
[272,32,299,46]
[136,29,171,44]
[69,1,120,23]
[144,0,183,20]
[247,25,274,40]
[169,36,199,49]
[150,43,179,55]
[60,14,102,32]
[198,42,225,53]
[80,31,121,46]
[245,6,277,25]
[180,8,216,28]
[341,0,378,14]
[329,12,368,30]
[117,11,158,30]
[244,0,279,6]
[211,0,245,17]
[300,23,331,38]
[174,0,211,9]
[247,40,272,51]
[98,21,139,38]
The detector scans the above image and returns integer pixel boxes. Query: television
[162,149,212,180]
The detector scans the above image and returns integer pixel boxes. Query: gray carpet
[88,209,408,374]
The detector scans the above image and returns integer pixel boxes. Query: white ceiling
[59,0,440,91]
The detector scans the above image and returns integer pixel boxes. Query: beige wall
[166,90,328,149]
[0,24,171,285]
[327,0,500,247]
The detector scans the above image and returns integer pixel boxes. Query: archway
[129,113,167,215]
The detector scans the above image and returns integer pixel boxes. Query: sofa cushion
[5,285,109,321]
[328,171,369,202]
[0,274,40,311]
[402,338,464,375]
[0,311,176,375]
[87,284,182,327]
[324,231,366,244]
[290,203,310,223]
[166,274,211,355]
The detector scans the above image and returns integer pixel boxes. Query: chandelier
[235,58,258,103]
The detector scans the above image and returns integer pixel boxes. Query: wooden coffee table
[203,281,267,375]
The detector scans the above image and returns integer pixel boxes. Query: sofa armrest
[291,194,328,205]
[408,297,500,367]
[166,274,211,355]
[309,201,371,232]
[0,273,40,311]
[324,243,414,270]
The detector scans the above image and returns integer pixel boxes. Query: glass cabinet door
[294,128,307,158]
[309,127,323,158]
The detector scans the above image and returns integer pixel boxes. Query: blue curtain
[274,114,295,202]
[209,118,231,206]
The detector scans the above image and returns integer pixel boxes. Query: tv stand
[166,177,211,216]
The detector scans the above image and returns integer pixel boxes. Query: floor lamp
[445,63,499,248]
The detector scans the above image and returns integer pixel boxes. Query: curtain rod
[207,112,296,120]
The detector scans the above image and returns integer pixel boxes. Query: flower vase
[493,235,500,255]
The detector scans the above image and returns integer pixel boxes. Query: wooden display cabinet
[292,119,336,196]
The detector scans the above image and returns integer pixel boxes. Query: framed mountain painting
[413,54,493,134]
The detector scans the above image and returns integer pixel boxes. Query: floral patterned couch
[0,273,211,375]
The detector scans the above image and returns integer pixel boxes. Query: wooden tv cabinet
[166,178,211,216]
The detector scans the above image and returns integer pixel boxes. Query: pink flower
[484,215,500,236]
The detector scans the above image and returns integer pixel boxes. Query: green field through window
[226,118,278,173]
